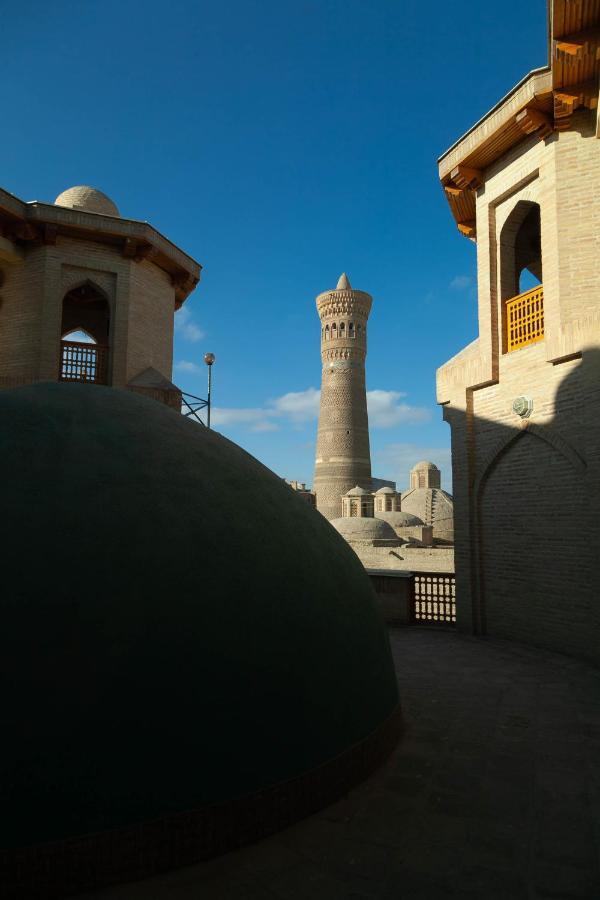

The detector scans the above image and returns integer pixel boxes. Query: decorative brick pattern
[314,279,373,520]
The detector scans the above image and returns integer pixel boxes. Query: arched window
[339,321,345,336]
[325,324,330,340]
[349,322,355,338]
[331,322,337,338]
[500,201,543,353]
[357,323,362,336]
[60,282,110,384]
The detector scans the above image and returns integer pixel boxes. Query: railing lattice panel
[59,341,109,385]
[506,286,544,352]
[411,574,456,625]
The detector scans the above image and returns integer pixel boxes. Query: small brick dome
[54,185,120,217]
[331,517,400,546]
[375,511,424,527]
[345,485,371,496]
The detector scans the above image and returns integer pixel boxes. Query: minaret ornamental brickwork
[314,273,373,520]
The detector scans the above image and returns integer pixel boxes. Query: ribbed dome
[331,517,400,545]
[412,460,439,470]
[375,486,396,494]
[1,383,399,860]
[400,488,453,534]
[54,185,120,217]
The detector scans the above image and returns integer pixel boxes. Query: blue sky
[4,1,548,491]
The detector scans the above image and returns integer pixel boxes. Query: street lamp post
[204,352,215,428]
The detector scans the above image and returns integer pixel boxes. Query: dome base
[1,706,401,899]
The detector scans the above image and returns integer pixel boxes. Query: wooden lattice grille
[506,285,544,352]
[60,340,109,385]
[412,574,456,625]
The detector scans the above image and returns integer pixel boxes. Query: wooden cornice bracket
[123,238,154,262]
[42,224,58,245]
[554,114,573,131]
[122,238,138,259]
[444,183,462,198]
[554,80,599,122]
[170,271,191,289]
[450,165,483,191]
[457,220,476,238]
[134,243,153,263]
[554,27,600,62]
[11,222,39,242]
[553,78,599,130]
[172,273,200,301]
[516,107,553,138]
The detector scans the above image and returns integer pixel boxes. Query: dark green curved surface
[1,383,398,848]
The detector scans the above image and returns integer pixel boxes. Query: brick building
[313,273,373,520]
[437,0,600,664]
[0,184,200,407]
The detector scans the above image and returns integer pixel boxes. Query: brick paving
[80,629,600,899]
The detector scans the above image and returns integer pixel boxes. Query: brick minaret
[314,273,373,520]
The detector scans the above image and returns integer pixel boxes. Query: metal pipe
[204,352,215,429]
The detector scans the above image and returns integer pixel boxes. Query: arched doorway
[59,283,110,384]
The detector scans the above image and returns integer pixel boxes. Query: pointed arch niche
[59,282,110,384]
[476,424,592,659]
[499,200,544,354]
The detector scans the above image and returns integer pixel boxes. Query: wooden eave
[0,190,201,307]
[551,0,600,126]
[438,68,553,239]
[439,0,600,239]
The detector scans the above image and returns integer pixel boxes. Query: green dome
[1,383,399,857]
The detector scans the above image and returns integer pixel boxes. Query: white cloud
[209,407,279,432]
[367,390,431,428]
[205,386,431,435]
[210,387,320,433]
[175,306,205,342]
[271,387,321,422]
[175,360,202,374]
[373,443,453,492]
[449,275,473,290]
[251,420,280,433]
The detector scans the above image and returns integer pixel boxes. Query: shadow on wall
[444,347,600,667]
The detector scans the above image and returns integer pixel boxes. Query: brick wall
[126,258,175,384]
[0,235,177,391]
[437,109,600,665]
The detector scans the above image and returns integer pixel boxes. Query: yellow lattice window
[506,285,544,352]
